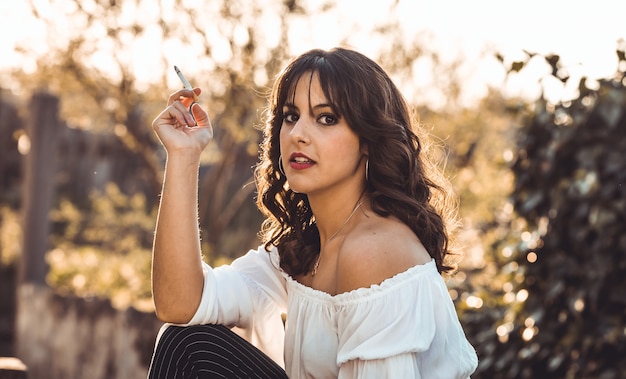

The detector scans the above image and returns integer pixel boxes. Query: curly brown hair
[255,47,458,277]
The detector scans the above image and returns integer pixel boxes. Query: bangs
[277,53,345,118]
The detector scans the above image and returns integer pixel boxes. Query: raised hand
[152,88,213,157]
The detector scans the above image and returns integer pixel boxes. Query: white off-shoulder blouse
[166,245,478,378]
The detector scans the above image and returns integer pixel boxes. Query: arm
[151,88,213,323]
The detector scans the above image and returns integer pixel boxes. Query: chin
[286,184,308,194]
[285,180,314,195]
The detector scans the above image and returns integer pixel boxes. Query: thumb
[191,103,212,128]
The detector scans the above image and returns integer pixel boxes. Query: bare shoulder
[336,214,432,293]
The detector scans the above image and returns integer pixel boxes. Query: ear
[360,142,368,156]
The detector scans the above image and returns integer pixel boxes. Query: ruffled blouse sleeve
[335,261,478,379]
[182,245,288,366]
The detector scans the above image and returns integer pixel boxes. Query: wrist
[165,149,202,166]
[164,152,203,179]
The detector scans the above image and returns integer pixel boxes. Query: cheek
[332,137,362,165]
[337,132,361,157]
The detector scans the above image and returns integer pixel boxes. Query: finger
[152,106,188,130]
[190,103,210,127]
[165,104,192,127]
[190,103,213,137]
[192,87,201,102]
[171,101,196,126]
[167,88,201,106]
[167,89,184,106]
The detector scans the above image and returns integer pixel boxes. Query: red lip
[288,152,316,170]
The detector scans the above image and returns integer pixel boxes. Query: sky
[290,0,626,105]
[1,0,625,108]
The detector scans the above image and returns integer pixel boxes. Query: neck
[310,189,366,246]
[310,191,366,277]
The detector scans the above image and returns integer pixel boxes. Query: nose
[289,117,310,144]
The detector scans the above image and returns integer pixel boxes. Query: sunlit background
[1,0,625,378]
[2,0,625,105]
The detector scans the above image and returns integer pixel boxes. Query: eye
[318,113,338,126]
[283,111,299,124]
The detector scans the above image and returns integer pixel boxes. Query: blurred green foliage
[463,48,626,378]
[47,184,155,310]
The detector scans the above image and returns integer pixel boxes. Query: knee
[156,324,228,353]
[149,324,230,378]
[149,324,287,379]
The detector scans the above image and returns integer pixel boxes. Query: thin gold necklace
[311,199,364,276]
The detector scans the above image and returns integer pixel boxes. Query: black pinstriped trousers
[148,324,288,379]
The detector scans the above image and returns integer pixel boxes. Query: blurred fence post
[18,92,60,286]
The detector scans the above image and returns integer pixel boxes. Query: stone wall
[15,284,162,379]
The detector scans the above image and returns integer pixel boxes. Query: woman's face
[279,72,366,198]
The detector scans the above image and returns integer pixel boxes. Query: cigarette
[174,65,198,102]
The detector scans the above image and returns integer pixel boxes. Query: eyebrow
[282,102,334,111]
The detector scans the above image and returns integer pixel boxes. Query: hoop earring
[365,158,369,183]
[278,155,286,176]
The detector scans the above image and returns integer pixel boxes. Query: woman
[149,47,478,378]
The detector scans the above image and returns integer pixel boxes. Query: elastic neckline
[284,259,437,304]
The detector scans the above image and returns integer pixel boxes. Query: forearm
[152,152,205,323]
